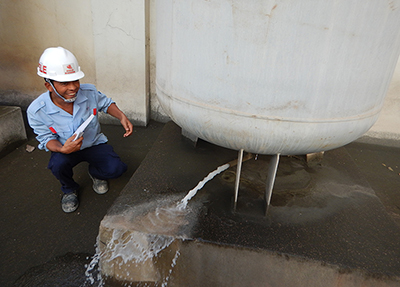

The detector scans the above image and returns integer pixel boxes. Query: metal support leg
[181,128,198,146]
[233,149,244,211]
[265,154,280,216]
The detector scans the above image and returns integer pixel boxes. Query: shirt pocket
[86,119,97,129]
[84,116,100,139]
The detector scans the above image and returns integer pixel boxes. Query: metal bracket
[232,150,280,216]
[265,154,280,216]
[233,149,244,211]
[181,128,198,146]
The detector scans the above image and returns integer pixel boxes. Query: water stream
[177,163,230,210]
[85,163,231,286]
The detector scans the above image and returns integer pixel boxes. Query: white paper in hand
[73,114,94,141]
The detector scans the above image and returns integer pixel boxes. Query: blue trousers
[48,143,127,194]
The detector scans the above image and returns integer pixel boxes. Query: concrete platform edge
[97,122,400,286]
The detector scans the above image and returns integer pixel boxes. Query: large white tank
[156,0,400,155]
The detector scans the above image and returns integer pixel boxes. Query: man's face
[52,80,80,100]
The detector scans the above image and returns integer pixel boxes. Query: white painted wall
[91,0,149,125]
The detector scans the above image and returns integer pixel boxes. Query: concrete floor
[0,121,164,287]
[1,120,400,286]
[97,122,400,286]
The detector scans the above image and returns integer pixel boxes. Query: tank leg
[265,154,280,216]
[181,128,198,146]
[233,149,244,211]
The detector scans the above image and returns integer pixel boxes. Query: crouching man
[27,47,133,213]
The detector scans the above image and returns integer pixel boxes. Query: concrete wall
[365,58,400,142]
[0,0,399,139]
[91,0,150,125]
[0,1,96,96]
[0,0,152,126]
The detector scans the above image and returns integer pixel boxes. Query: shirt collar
[75,90,88,105]
[45,92,61,115]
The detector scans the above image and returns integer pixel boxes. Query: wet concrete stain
[13,253,98,287]
[195,148,400,278]
[100,122,400,282]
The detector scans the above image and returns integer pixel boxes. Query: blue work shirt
[27,84,115,151]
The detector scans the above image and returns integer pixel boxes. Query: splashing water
[85,239,104,286]
[85,231,176,286]
[161,250,181,287]
[85,163,231,286]
[177,163,230,210]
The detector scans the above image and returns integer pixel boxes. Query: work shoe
[89,173,109,194]
[61,192,79,213]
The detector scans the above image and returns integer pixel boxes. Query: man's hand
[63,134,84,153]
[120,116,133,137]
[107,103,134,137]
[46,135,83,154]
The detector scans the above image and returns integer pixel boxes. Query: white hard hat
[37,47,85,82]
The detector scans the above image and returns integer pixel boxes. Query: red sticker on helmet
[38,63,47,74]
[63,63,76,75]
